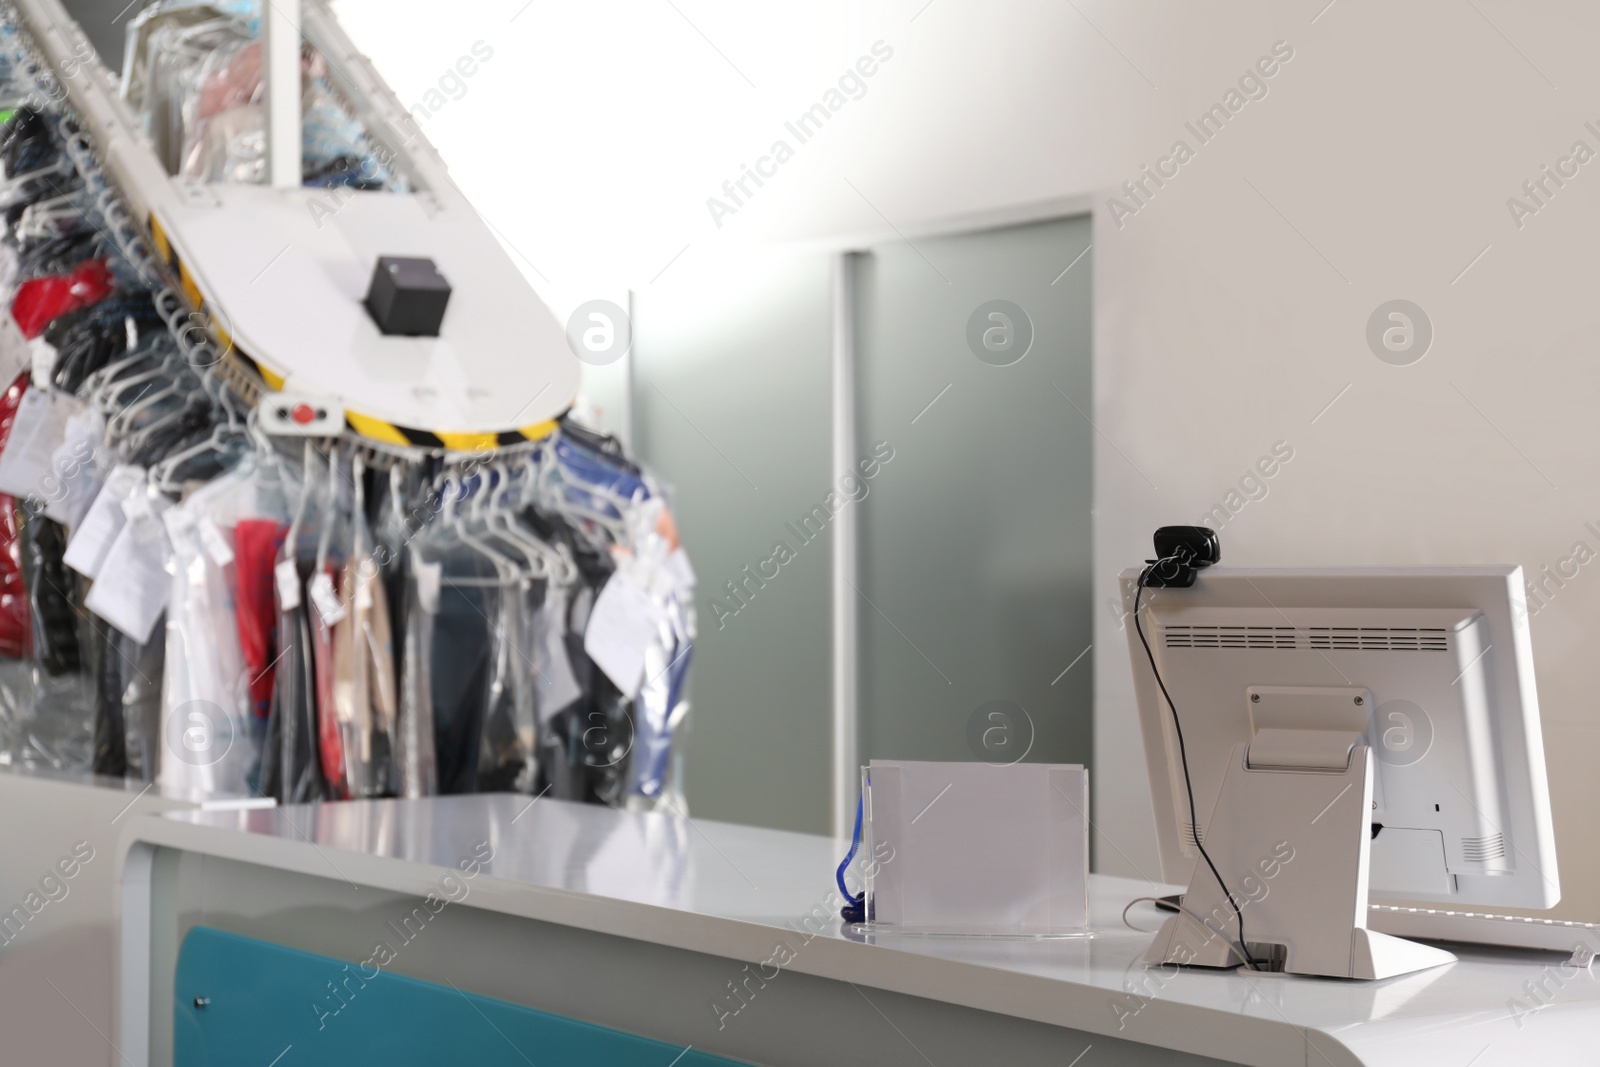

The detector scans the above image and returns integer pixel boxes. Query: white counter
[117,794,1600,1066]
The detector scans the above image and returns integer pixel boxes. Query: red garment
[311,564,344,797]
[0,373,30,657]
[11,259,114,338]
[234,519,287,719]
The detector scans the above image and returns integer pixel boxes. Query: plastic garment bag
[530,583,581,729]
[261,560,319,803]
[507,576,545,793]
[117,0,402,190]
[475,575,542,793]
[538,551,630,805]
[310,558,340,792]
[453,461,557,794]
[124,6,254,174]
[370,464,435,797]
[0,496,25,659]
[286,445,345,796]
[0,107,60,182]
[232,518,283,720]
[0,109,75,227]
[12,504,92,771]
[180,34,261,171]
[428,544,497,794]
[175,452,291,791]
[47,292,164,395]
[331,550,397,797]
[513,505,603,801]
[556,633,632,805]
[322,454,396,798]
[0,244,18,302]
[118,622,165,783]
[90,614,124,775]
[617,498,696,805]
[92,613,164,780]
[21,514,81,676]
[12,258,114,338]
[260,440,322,802]
[14,229,98,286]
[157,487,252,797]
[630,596,693,802]
[0,373,32,658]
[395,547,437,798]
[176,40,400,188]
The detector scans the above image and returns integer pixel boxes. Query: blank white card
[866,760,1089,934]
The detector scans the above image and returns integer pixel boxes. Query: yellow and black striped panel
[149,213,562,452]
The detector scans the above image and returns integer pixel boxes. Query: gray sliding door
[854,217,1094,774]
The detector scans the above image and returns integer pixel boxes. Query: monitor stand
[1143,729,1457,980]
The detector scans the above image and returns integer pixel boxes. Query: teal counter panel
[174,926,754,1067]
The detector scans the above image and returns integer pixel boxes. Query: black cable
[1133,562,1260,971]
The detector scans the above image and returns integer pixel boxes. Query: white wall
[335,0,1600,918]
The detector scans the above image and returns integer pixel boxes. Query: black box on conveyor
[363,255,450,337]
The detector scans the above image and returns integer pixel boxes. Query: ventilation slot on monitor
[1461,833,1507,863]
[1163,626,1298,650]
[1180,822,1205,847]
[1304,627,1448,652]
[1163,625,1451,652]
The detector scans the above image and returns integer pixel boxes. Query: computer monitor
[1120,564,1559,912]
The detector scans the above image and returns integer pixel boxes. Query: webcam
[1139,526,1220,588]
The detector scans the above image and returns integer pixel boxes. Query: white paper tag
[414,558,441,614]
[583,570,664,700]
[309,570,344,626]
[159,502,191,541]
[0,312,29,386]
[354,571,373,612]
[665,546,696,591]
[84,512,171,644]
[275,558,302,610]
[43,412,100,526]
[28,336,56,389]
[64,464,142,578]
[131,497,169,546]
[534,591,582,723]
[0,387,70,499]
[123,490,156,526]
[198,517,234,567]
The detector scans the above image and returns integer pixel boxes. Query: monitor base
[1142,735,1457,980]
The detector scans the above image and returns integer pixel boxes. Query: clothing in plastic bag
[330,549,397,798]
[476,574,542,793]
[119,619,165,783]
[15,507,93,770]
[92,611,165,780]
[12,257,113,338]
[428,544,495,794]
[309,560,341,793]
[261,554,320,803]
[371,466,435,797]
[158,496,253,797]
[232,517,283,719]
[396,547,436,797]
[339,455,398,796]
[0,372,31,658]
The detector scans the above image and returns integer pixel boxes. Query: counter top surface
[0,760,270,806]
[125,794,1599,1067]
